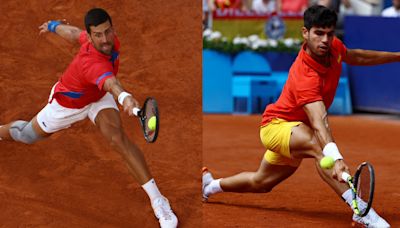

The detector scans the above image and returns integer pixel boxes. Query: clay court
[0,1,201,227]
[203,114,400,227]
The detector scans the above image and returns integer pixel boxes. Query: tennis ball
[148,116,157,131]
[320,156,335,169]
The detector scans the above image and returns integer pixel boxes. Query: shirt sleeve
[295,70,323,106]
[79,31,88,45]
[85,63,115,90]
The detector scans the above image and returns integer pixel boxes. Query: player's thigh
[255,159,299,186]
[94,108,123,140]
[90,93,121,136]
[36,100,88,134]
[88,93,118,124]
[260,119,302,166]
[31,115,52,138]
[94,108,121,129]
[289,123,321,159]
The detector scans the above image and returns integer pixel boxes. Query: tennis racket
[341,162,375,217]
[133,97,159,143]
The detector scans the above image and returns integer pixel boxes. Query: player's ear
[301,27,308,41]
[86,32,93,44]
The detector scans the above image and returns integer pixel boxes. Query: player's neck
[305,47,330,67]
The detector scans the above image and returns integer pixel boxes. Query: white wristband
[323,142,343,161]
[118,92,132,105]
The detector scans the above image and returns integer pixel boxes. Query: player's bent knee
[9,120,42,144]
[252,176,273,193]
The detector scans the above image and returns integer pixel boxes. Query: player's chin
[101,47,113,55]
[317,47,329,55]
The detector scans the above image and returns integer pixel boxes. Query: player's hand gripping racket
[341,162,375,217]
[132,97,159,143]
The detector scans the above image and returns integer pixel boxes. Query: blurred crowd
[203,0,400,29]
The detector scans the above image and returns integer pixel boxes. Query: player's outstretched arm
[344,49,400,66]
[103,77,140,116]
[303,101,333,146]
[38,20,82,43]
[303,101,350,181]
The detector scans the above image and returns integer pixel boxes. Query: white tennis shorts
[37,93,119,133]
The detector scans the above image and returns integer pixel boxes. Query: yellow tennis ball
[148,116,157,131]
[320,156,335,169]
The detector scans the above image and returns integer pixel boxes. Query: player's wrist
[118,91,132,105]
[323,142,343,161]
[48,20,61,33]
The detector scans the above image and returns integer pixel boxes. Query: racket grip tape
[133,107,140,116]
[353,201,360,215]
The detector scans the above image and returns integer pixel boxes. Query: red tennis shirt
[50,31,120,108]
[261,37,347,126]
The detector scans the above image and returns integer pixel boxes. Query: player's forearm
[308,111,345,162]
[103,77,139,114]
[310,116,346,163]
[345,49,400,66]
[303,101,334,148]
[310,116,334,149]
[55,24,82,43]
[103,77,125,99]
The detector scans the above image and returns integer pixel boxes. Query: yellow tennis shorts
[260,118,302,167]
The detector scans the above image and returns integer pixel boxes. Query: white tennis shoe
[352,208,390,228]
[202,167,214,202]
[152,196,178,228]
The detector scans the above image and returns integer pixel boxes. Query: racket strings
[143,99,158,142]
[356,167,371,214]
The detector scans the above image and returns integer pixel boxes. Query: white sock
[204,178,223,196]
[342,188,367,212]
[342,188,353,205]
[142,178,162,201]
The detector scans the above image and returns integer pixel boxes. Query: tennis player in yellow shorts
[202,5,396,227]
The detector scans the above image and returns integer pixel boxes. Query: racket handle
[133,107,140,116]
[342,172,351,182]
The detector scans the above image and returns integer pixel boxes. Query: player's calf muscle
[248,174,271,192]
[251,180,272,192]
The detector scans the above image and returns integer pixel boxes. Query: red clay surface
[203,114,400,227]
[0,1,201,227]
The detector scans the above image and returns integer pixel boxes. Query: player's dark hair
[84,8,112,33]
[303,5,337,30]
